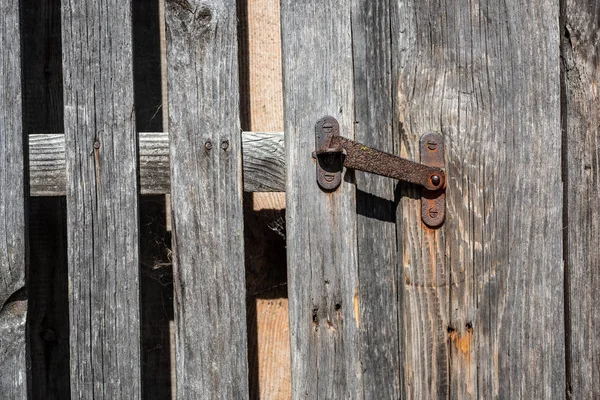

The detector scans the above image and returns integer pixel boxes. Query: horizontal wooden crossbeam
[29,132,285,196]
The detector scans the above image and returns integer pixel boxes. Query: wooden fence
[1,0,600,399]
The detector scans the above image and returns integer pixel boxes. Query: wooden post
[281,1,363,398]
[165,0,249,397]
[395,0,564,398]
[61,0,142,397]
[0,0,27,397]
[563,0,600,397]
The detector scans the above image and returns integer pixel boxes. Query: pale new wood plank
[395,0,564,398]
[563,1,600,397]
[165,0,249,397]
[61,0,142,397]
[28,131,285,196]
[281,1,362,398]
[0,0,27,397]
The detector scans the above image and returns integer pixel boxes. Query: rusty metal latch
[313,115,446,227]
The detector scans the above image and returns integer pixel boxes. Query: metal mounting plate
[420,132,445,227]
[314,116,343,190]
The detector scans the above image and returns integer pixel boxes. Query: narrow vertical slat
[0,0,27,397]
[351,1,402,398]
[562,1,600,397]
[281,1,362,399]
[165,1,249,398]
[395,0,564,398]
[61,0,141,397]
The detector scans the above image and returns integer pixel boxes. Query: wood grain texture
[281,1,362,398]
[29,132,285,195]
[165,0,249,397]
[562,1,600,398]
[351,1,402,398]
[244,0,284,132]
[0,0,27,397]
[0,301,27,400]
[62,0,142,397]
[395,0,564,398]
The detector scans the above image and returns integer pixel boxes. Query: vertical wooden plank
[281,1,362,399]
[165,0,249,398]
[62,0,142,397]
[395,0,564,398]
[351,1,402,399]
[0,0,27,397]
[562,1,600,397]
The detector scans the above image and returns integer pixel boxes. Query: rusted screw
[322,123,334,133]
[205,140,213,150]
[93,140,101,149]
[221,140,229,150]
[431,174,441,186]
[427,140,438,151]
[428,208,439,219]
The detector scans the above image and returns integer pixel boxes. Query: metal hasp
[314,115,446,227]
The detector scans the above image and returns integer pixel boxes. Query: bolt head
[431,174,441,186]
[427,140,438,150]
[221,140,229,150]
[428,208,439,218]
[205,141,213,150]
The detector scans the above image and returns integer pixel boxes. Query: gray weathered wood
[29,131,285,195]
[395,0,564,398]
[0,301,27,400]
[281,1,362,398]
[563,1,600,398]
[62,0,142,397]
[0,0,27,397]
[165,0,249,397]
[351,1,402,398]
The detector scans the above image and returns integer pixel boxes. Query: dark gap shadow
[237,0,251,132]
[21,0,63,135]
[132,0,173,398]
[139,196,173,400]
[28,197,70,400]
[20,0,70,398]
[132,0,163,132]
[243,193,288,400]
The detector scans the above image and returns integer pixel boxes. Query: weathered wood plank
[351,1,402,398]
[61,0,142,397]
[281,1,362,398]
[562,1,600,398]
[29,131,285,195]
[165,0,249,397]
[395,0,564,398]
[0,0,27,397]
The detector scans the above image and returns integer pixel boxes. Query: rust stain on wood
[448,324,473,365]
[354,287,360,328]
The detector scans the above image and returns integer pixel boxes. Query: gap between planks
[29,131,285,195]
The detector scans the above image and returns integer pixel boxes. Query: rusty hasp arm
[314,115,446,227]
[329,136,445,191]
